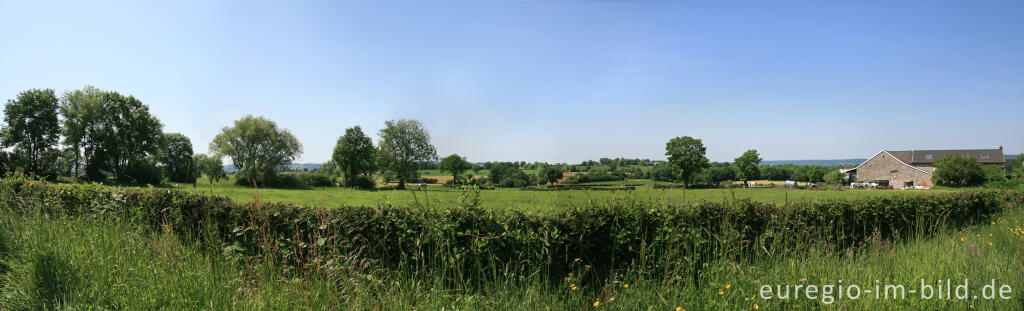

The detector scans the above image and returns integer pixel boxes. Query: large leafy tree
[193,153,226,185]
[331,126,376,186]
[60,86,104,178]
[377,119,437,189]
[439,154,471,185]
[59,87,164,183]
[97,91,164,182]
[161,133,197,183]
[2,89,61,175]
[664,136,710,186]
[209,115,302,186]
[734,149,762,186]
[543,165,564,185]
[932,155,985,187]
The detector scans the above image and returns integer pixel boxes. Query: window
[925,154,932,159]
[962,153,969,157]
[982,153,989,159]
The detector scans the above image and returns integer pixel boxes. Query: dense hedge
[562,171,627,184]
[0,177,1020,286]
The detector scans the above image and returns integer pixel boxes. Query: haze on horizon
[1,1,1021,164]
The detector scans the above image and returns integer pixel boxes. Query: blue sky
[1,1,1021,164]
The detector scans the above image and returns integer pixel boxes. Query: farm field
[173,177,945,212]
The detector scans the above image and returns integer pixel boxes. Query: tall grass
[2,206,1021,309]
[0,177,1021,309]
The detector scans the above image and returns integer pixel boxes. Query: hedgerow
[0,176,1019,287]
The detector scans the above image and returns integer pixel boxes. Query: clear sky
[1,0,1021,164]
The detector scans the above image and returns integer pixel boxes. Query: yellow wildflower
[593,300,600,307]
[753,303,759,309]
[726,284,731,289]
[718,291,724,295]
[607,297,615,302]
[623,284,629,289]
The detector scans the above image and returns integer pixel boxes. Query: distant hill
[761,159,867,167]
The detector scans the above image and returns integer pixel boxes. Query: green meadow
[172,177,946,212]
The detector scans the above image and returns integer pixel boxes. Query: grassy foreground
[173,177,944,212]
[0,186,1021,309]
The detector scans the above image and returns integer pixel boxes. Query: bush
[1,176,1019,287]
[235,172,303,188]
[346,175,376,190]
[125,158,163,185]
[418,178,438,184]
[488,165,535,187]
[295,172,334,187]
[561,171,626,184]
[932,155,985,187]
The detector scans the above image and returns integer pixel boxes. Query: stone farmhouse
[843,147,1005,189]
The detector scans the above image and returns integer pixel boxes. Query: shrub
[418,177,438,184]
[346,175,376,190]
[561,171,625,184]
[125,158,163,185]
[933,155,985,187]
[235,172,303,188]
[295,172,334,187]
[488,165,536,188]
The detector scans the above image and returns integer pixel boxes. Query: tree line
[1,87,225,185]
[5,87,1020,189]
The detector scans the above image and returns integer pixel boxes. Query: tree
[824,169,845,186]
[2,89,61,176]
[98,91,165,183]
[805,166,825,183]
[331,126,376,186]
[1006,153,1024,179]
[60,86,104,178]
[932,155,985,187]
[193,153,226,185]
[161,133,197,183]
[695,165,736,185]
[489,163,533,187]
[734,149,762,186]
[982,164,1006,183]
[58,88,163,183]
[664,136,710,185]
[377,119,437,189]
[209,115,302,186]
[439,154,471,185]
[543,165,564,185]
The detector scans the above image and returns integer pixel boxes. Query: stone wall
[856,152,934,188]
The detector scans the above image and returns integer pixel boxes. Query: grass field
[173,177,944,212]
[1,184,1020,309]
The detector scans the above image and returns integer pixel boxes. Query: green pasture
[174,177,945,212]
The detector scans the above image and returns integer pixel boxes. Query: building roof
[849,150,933,175]
[885,148,1005,164]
